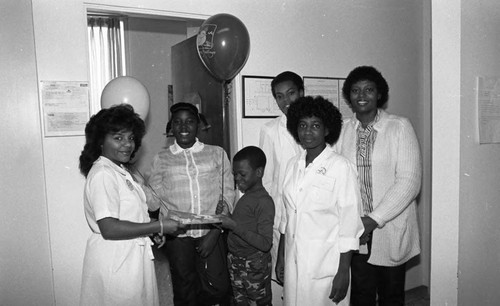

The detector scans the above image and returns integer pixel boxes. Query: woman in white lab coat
[78,104,182,306]
[275,96,364,306]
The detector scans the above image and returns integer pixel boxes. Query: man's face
[274,80,304,115]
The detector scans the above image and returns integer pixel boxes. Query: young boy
[145,102,235,306]
[218,146,275,306]
[258,71,304,288]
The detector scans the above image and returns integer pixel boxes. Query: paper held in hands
[166,210,223,225]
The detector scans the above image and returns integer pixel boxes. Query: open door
[171,35,230,154]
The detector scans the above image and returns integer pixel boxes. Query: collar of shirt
[352,109,388,131]
[298,145,333,170]
[279,113,287,128]
[97,156,129,177]
[170,138,204,154]
[243,185,266,196]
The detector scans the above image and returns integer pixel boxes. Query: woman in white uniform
[276,96,364,306]
[78,104,182,306]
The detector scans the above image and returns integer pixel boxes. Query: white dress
[279,146,364,306]
[80,156,158,306]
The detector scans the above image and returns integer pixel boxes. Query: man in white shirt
[258,71,304,298]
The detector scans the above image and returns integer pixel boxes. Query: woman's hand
[152,234,166,248]
[197,229,220,258]
[275,234,285,285]
[360,216,378,244]
[329,270,349,304]
[161,218,186,236]
[330,251,353,303]
[215,198,230,215]
[275,257,285,285]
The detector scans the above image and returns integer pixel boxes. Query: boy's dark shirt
[227,186,275,258]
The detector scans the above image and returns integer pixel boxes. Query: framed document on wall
[303,76,353,119]
[242,75,280,118]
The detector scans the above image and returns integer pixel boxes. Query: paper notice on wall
[303,77,353,120]
[304,77,339,104]
[477,77,500,144]
[40,81,90,137]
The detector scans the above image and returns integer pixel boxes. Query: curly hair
[233,146,267,170]
[271,71,304,98]
[342,66,389,108]
[79,104,146,177]
[286,96,342,145]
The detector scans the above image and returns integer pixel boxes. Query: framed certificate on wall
[242,75,280,118]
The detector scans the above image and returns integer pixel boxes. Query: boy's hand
[218,214,237,231]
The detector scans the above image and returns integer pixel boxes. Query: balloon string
[223,81,231,155]
[224,81,232,109]
[220,81,231,213]
[222,81,227,206]
[129,165,169,213]
[221,148,224,203]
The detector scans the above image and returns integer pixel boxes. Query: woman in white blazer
[276,96,364,306]
[335,66,422,306]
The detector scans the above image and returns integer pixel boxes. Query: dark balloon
[196,13,250,82]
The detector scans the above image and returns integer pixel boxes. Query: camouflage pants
[228,251,272,306]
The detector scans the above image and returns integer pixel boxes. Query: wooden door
[171,35,230,154]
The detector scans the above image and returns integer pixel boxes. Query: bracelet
[159,218,164,235]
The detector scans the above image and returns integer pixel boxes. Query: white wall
[0,1,55,305]
[1,0,430,304]
[430,1,461,304]
[459,1,500,304]
[432,1,500,305]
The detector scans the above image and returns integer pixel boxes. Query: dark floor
[154,251,430,306]
[405,286,430,306]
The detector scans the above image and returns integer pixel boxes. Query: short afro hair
[271,71,304,98]
[286,96,342,145]
[233,146,267,170]
[342,66,389,108]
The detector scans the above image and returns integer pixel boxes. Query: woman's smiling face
[101,129,135,165]
[274,80,304,115]
[171,110,199,149]
[349,79,381,116]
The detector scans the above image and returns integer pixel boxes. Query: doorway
[86,7,206,174]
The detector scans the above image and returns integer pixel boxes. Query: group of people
[78,65,422,306]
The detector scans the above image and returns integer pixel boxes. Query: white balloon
[101,76,150,120]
